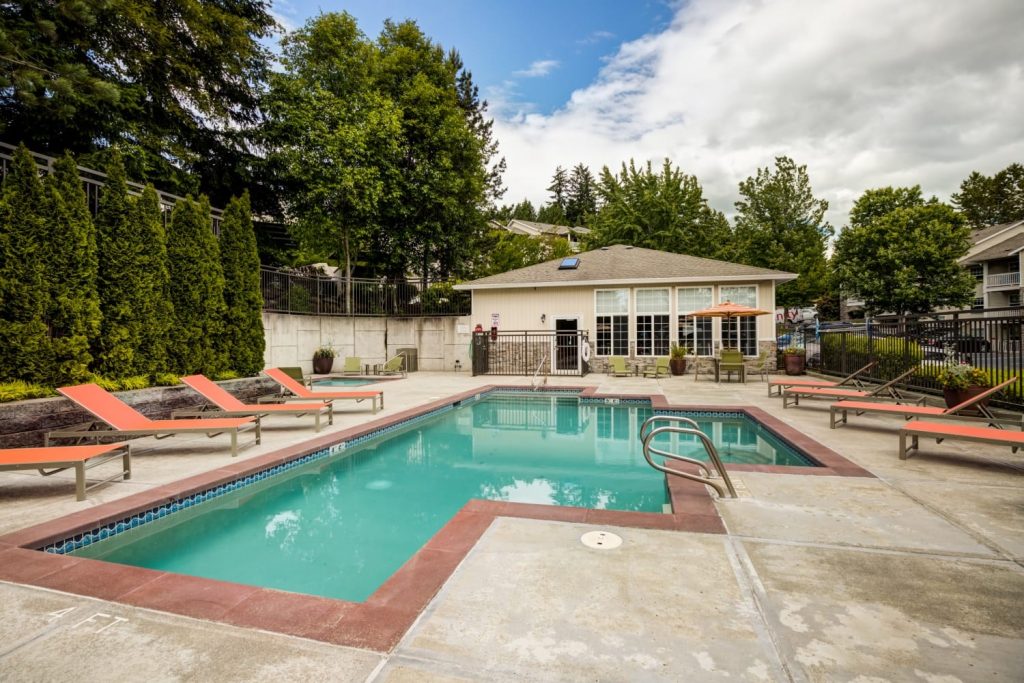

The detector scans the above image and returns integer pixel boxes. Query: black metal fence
[471,330,590,376]
[260,266,470,317]
[778,307,1024,409]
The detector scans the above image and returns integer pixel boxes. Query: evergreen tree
[511,199,537,221]
[167,196,227,374]
[133,186,174,375]
[42,154,102,384]
[733,156,833,307]
[219,192,265,375]
[547,166,569,215]
[587,159,733,259]
[536,203,567,225]
[94,149,146,377]
[565,164,597,226]
[0,145,51,383]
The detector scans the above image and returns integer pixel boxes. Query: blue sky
[269,0,673,115]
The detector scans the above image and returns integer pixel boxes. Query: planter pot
[669,358,687,376]
[312,356,334,374]
[942,385,990,410]
[783,354,806,375]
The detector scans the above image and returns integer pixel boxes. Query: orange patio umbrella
[688,301,770,319]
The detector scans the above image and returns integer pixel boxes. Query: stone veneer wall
[588,340,778,376]
[0,377,276,449]
[263,313,473,375]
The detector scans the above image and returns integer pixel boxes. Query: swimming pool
[69,394,816,602]
[314,377,375,387]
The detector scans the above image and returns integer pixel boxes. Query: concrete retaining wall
[0,377,276,449]
[262,313,473,375]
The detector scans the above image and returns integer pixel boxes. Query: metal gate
[471,330,590,377]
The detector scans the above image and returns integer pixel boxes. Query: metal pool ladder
[639,415,738,499]
[531,348,549,390]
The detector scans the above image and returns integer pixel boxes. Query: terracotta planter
[783,354,806,375]
[669,358,687,376]
[942,385,990,410]
[312,356,334,374]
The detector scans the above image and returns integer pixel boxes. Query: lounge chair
[607,356,631,377]
[278,366,311,387]
[768,360,878,397]
[899,420,1024,460]
[719,349,745,383]
[376,355,406,377]
[643,357,669,378]
[175,375,333,432]
[751,349,771,382]
[48,384,260,457]
[783,368,922,408]
[829,376,1020,429]
[342,357,362,375]
[263,367,383,412]
[0,443,131,501]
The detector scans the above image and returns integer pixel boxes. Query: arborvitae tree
[0,145,51,383]
[133,186,174,375]
[43,154,102,384]
[94,149,146,377]
[167,196,227,375]
[219,192,265,375]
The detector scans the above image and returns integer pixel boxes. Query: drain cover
[580,530,622,550]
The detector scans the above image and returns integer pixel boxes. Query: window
[635,289,670,356]
[972,297,985,310]
[968,264,983,282]
[595,289,629,356]
[720,285,758,356]
[1010,293,1021,308]
[677,287,713,356]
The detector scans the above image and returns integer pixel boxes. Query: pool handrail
[639,416,738,499]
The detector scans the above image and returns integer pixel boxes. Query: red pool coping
[0,384,870,652]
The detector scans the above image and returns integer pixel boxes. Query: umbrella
[688,301,770,319]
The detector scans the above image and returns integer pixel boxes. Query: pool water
[314,378,374,387]
[72,395,815,601]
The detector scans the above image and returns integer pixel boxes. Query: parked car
[920,331,992,354]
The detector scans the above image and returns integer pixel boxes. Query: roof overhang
[455,273,798,291]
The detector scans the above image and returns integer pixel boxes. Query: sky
[271,0,1024,228]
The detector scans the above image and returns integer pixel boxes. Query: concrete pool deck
[0,371,1022,681]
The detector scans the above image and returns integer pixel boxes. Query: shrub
[211,370,239,381]
[219,192,265,376]
[420,282,456,314]
[167,196,227,375]
[936,363,989,390]
[821,333,923,379]
[0,381,56,403]
[151,372,181,386]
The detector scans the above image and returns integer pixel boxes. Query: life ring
[581,342,592,363]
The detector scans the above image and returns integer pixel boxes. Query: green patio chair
[279,366,312,387]
[607,356,630,377]
[342,356,362,375]
[719,349,746,383]
[643,356,670,378]
[751,349,770,382]
[378,354,406,377]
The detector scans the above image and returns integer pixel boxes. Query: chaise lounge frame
[0,443,131,501]
[261,368,383,412]
[48,384,261,457]
[898,420,1024,460]
[768,360,878,397]
[783,367,921,408]
[173,375,333,433]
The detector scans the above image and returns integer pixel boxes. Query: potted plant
[782,346,806,375]
[669,343,689,376]
[313,346,336,374]
[936,363,990,409]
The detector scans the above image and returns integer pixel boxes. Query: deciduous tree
[833,187,974,316]
[951,163,1024,229]
[733,156,833,307]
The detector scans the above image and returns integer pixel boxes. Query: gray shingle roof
[506,220,591,236]
[962,231,1024,264]
[456,244,796,290]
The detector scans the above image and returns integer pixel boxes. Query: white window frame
[677,286,714,357]
[634,288,670,357]
[594,289,630,357]
[719,285,759,356]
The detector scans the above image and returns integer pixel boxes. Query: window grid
[596,315,629,356]
[636,314,670,356]
[677,287,714,356]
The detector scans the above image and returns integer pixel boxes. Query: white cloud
[513,59,560,78]
[577,30,616,46]
[493,0,1024,230]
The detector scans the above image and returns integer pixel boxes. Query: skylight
[558,257,580,270]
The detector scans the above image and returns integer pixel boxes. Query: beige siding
[470,280,779,356]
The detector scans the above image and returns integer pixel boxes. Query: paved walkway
[1,372,1022,681]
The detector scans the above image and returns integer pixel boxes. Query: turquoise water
[314,378,374,387]
[73,395,814,601]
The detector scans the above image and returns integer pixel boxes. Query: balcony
[985,272,1020,291]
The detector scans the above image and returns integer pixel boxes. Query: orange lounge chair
[768,360,877,397]
[829,376,1020,429]
[899,420,1024,460]
[263,367,383,412]
[783,368,921,408]
[175,375,333,432]
[0,443,130,501]
[49,383,260,457]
